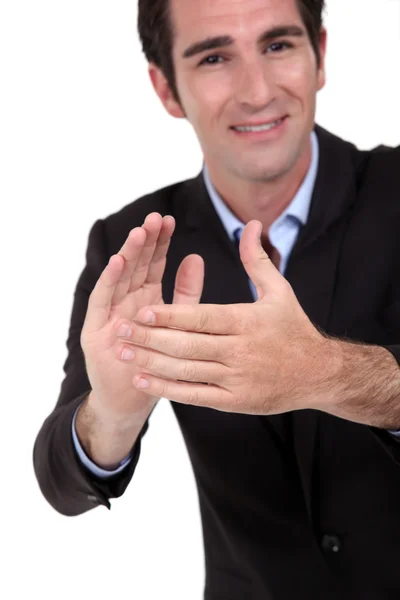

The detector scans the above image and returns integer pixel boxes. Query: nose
[235,60,276,111]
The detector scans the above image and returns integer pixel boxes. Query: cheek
[275,58,319,105]
[180,72,232,123]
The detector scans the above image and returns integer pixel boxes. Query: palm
[108,282,163,336]
[90,284,163,402]
[81,214,204,411]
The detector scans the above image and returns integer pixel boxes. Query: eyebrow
[182,25,305,59]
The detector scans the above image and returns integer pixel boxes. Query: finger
[128,213,165,292]
[172,254,205,305]
[117,321,229,362]
[240,220,285,301]
[131,373,232,408]
[135,303,241,334]
[144,215,176,285]
[118,343,227,385]
[112,226,148,304]
[84,254,125,332]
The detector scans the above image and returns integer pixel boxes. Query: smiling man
[33,1,400,599]
[152,0,325,230]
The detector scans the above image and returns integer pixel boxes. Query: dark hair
[138,0,325,102]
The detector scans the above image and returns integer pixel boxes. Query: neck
[205,141,312,235]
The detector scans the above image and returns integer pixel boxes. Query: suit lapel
[286,126,367,524]
[168,172,293,452]
[169,125,368,524]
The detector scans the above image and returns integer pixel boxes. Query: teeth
[234,119,282,132]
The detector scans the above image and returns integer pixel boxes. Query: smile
[232,118,285,133]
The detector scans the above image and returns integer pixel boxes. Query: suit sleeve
[32,219,150,516]
[368,147,400,458]
[71,403,134,478]
[370,303,400,461]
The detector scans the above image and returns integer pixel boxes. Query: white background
[1,1,399,598]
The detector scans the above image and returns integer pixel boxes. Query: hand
[80,213,204,424]
[117,221,338,415]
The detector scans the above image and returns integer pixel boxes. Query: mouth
[230,115,288,133]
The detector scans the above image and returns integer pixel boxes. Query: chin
[236,161,292,183]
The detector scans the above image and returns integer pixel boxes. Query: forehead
[170,0,303,45]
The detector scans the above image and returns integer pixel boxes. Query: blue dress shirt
[71,130,398,478]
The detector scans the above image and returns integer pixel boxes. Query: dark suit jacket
[33,126,400,600]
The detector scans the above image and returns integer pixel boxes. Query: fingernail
[121,348,135,361]
[141,311,155,324]
[136,378,149,389]
[117,324,132,337]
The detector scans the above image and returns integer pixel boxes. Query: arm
[315,264,400,435]
[73,391,155,473]
[33,213,205,516]
[313,340,400,463]
[318,340,400,430]
[32,220,150,516]
[71,396,133,479]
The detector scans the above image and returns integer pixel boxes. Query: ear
[317,28,327,91]
[148,64,185,119]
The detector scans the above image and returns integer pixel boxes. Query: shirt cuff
[71,404,132,479]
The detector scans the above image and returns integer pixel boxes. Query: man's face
[154,0,326,183]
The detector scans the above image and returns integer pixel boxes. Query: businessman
[33,0,400,598]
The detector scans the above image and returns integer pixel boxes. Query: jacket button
[321,534,342,553]
[87,494,98,503]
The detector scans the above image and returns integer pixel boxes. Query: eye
[198,55,225,67]
[266,41,292,53]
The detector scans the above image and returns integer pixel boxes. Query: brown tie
[261,235,281,271]
[233,229,281,270]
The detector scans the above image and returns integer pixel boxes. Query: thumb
[239,221,282,301]
[172,254,205,305]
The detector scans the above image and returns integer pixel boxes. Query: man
[33,0,400,598]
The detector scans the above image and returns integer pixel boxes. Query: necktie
[234,228,281,271]
[261,235,281,271]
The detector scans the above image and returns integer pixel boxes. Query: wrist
[86,390,158,433]
[306,337,345,412]
[76,392,156,470]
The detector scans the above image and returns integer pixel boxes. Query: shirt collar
[202,130,319,241]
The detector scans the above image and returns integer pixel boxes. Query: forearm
[317,339,400,429]
[75,391,158,470]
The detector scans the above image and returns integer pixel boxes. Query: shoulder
[358,143,400,211]
[107,176,195,225]
[321,125,400,209]
[367,142,400,166]
[98,175,201,253]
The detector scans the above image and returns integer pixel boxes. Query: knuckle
[159,379,169,399]
[214,338,230,362]
[182,339,196,359]
[182,360,197,382]
[187,389,200,406]
[165,311,174,327]
[142,327,152,347]
[196,310,209,332]
[141,351,154,369]
[245,311,259,331]
[215,364,230,386]
[231,306,248,333]
[229,342,249,368]
[242,339,253,358]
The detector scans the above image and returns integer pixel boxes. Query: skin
[119,222,339,415]
[76,214,205,468]
[111,0,400,428]
[118,224,400,429]
[149,0,327,233]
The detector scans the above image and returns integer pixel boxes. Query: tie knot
[233,227,242,249]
